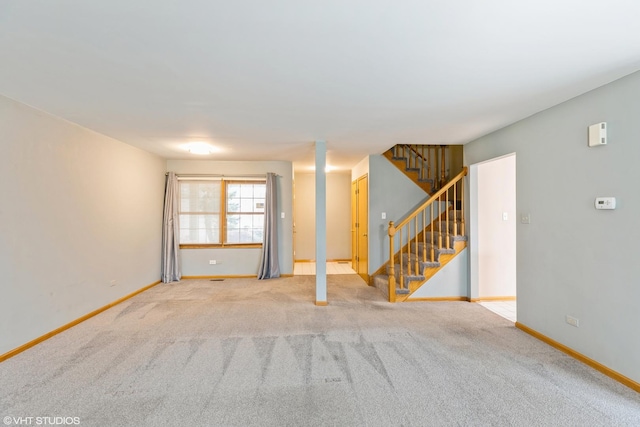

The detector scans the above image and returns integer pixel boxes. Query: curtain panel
[161,172,181,282]
[257,172,280,279]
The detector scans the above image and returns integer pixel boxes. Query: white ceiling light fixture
[186,142,216,155]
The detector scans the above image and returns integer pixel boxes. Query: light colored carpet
[1,276,639,426]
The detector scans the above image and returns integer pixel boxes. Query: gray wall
[0,95,165,356]
[166,160,294,276]
[411,249,468,299]
[294,172,351,261]
[368,155,428,274]
[464,70,640,383]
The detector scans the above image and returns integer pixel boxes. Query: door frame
[469,153,517,302]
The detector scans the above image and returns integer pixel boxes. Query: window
[226,182,265,244]
[179,180,221,244]
[178,179,266,247]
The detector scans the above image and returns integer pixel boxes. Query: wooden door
[351,180,357,271]
[352,174,369,283]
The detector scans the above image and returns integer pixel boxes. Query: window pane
[254,185,266,198]
[227,184,240,200]
[240,185,254,198]
[179,214,219,244]
[226,228,241,244]
[227,199,240,212]
[222,181,266,244]
[180,181,220,213]
[226,213,263,244]
[253,199,265,213]
[239,229,254,243]
[239,215,253,229]
[240,199,254,212]
[179,181,222,244]
[226,214,240,230]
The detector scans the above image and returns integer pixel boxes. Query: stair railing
[405,144,432,183]
[387,167,467,302]
[393,144,449,192]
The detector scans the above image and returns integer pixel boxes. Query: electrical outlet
[566,315,579,327]
[209,260,217,265]
[521,213,531,224]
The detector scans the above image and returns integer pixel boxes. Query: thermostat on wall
[595,197,616,210]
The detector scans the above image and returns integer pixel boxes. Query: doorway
[469,154,517,320]
[352,174,369,282]
[293,171,354,275]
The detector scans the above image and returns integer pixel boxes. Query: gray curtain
[161,172,181,283]
[258,172,280,279]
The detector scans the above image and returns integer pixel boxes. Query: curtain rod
[166,173,281,178]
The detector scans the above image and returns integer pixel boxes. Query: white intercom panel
[594,197,616,210]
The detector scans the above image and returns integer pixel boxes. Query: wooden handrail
[405,144,429,164]
[390,167,467,234]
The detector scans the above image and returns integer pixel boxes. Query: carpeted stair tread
[424,231,467,243]
[410,242,454,258]
[373,274,412,298]
[420,260,441,269]
[402,251,443,269]
[387,261,426,277]
[401,253,439,270]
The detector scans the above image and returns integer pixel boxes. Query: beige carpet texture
[1,275,639,426]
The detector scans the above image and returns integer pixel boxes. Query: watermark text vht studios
[3,416,80,425]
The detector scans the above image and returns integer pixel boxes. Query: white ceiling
[1,1,640,171]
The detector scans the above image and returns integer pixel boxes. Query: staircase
[374,144,467,302]
[383,144,462,194]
